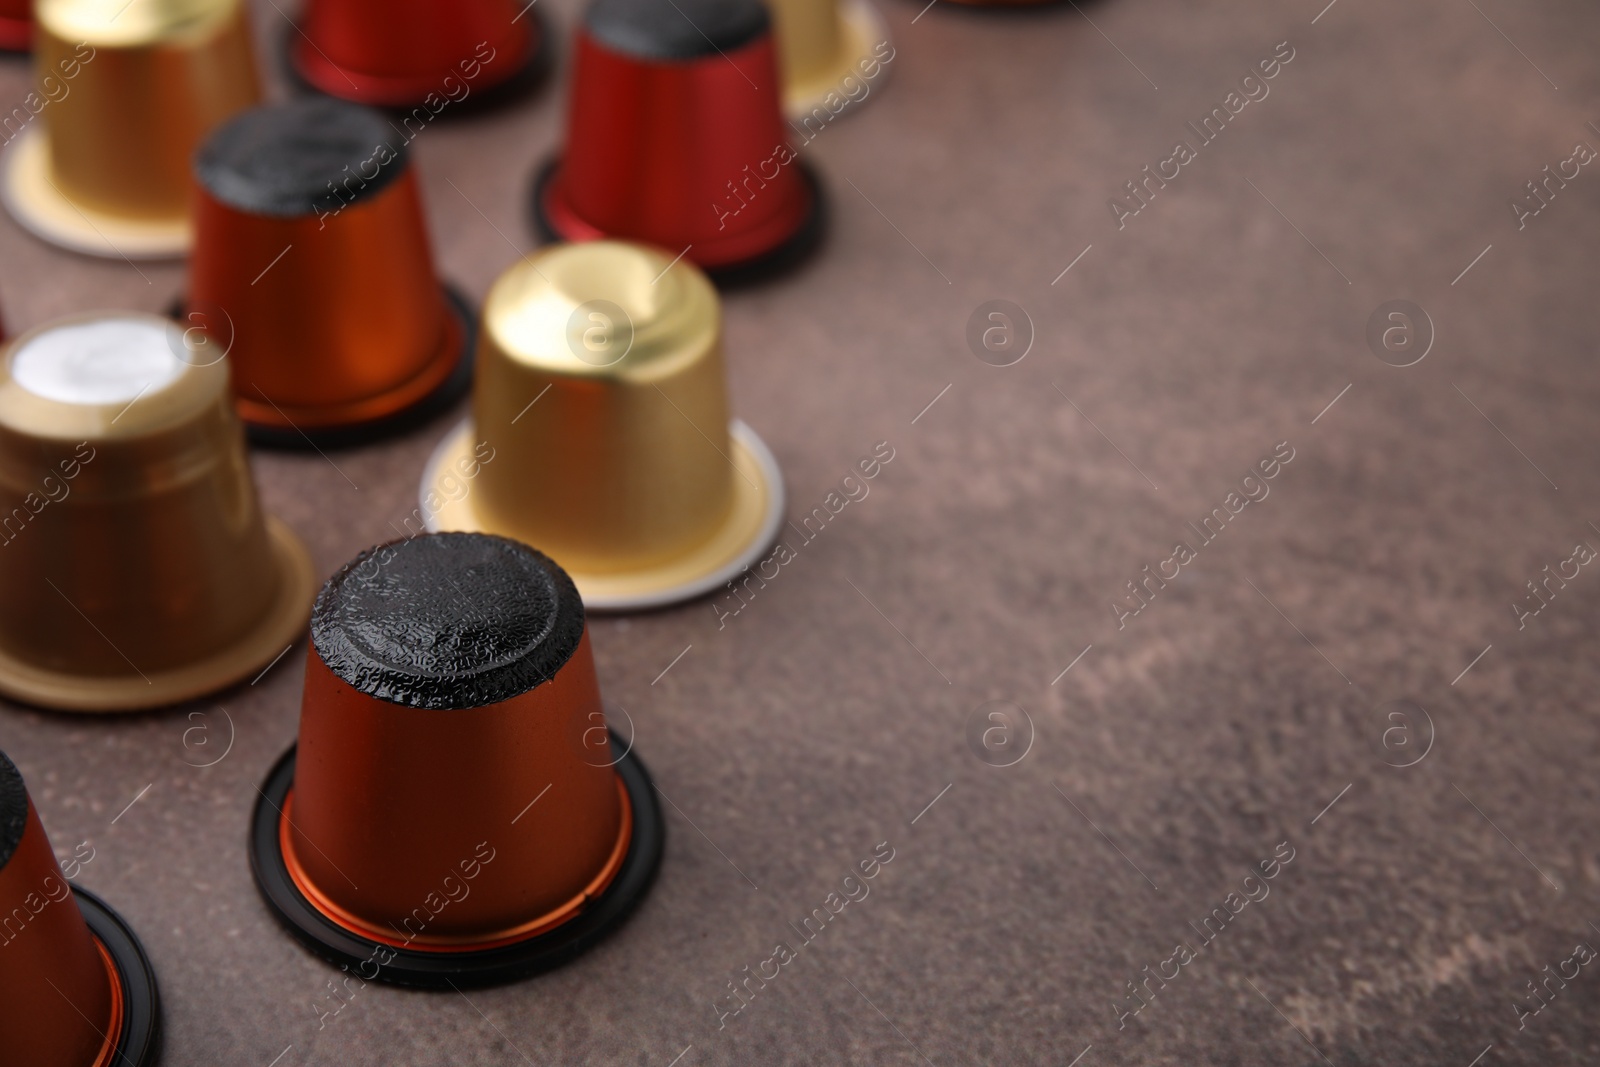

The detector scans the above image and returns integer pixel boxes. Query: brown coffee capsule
[1,0,261,259]
[0,750,160,1066]
[186,99,473,448]
[0,312,318,712]
[421,240,786,611]
[250,532,663,987]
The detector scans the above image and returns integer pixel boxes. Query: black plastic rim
[74,885,162,1067]
[167,285,476,451]
[248,731,665,989]
[279,9,554,117]
[531,155,828,288]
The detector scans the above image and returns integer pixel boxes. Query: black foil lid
[585,0,769,61]
[0,751,28,872]
[196,98,409,219]
[310,533,585,711]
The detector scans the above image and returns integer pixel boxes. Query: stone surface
[1,0,1598,1063]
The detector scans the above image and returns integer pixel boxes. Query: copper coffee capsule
[0,751,160,1066]
[770,0,890,120]
[532,0,824,282]
[250,533,664,987]
[1,0,261,259]
[288,0,550,109]
[185,99,473,448]
[0,312,318,712]
[0,0,30,52]
[421,240,786,611]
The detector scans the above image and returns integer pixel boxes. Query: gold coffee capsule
[0,312,317,711]
[422,240,785,611]
[1,0,261,259]
[770,0,889,119]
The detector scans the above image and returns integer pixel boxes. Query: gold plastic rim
[783,0,891,121]
[0,124,191,261]
[421,418,786,612]
[0,516,317,712]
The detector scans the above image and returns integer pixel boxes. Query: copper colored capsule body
[289,639,625,944]
[292,0,546,107]
[0,791,112,1066]
[0,312,317,711]
[0,751,160,1066]
[251,533,663,986]
[2,0,261,258]
[422,240,786,611]
[534,0,824,280]
[187,99,472,447]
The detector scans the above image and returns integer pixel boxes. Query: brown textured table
[4,0,1600,1063]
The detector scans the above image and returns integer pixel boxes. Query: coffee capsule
[0,0,30,52]
[0,312,318,712]
[0,751,160,1067]
[421,241,786,611]
[532,0,824,281]
[250,532,664,988]
[185,99,473,449]
[770,0,889,120]
[288,0,550,109]
[1,0,261,259]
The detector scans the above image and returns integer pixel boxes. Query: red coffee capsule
[533,0,826,282]
[186,99,473,449]
[289,0,550,108]
[0,751,160,1067]
[250,533,664,987]
[0,0,30,52]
